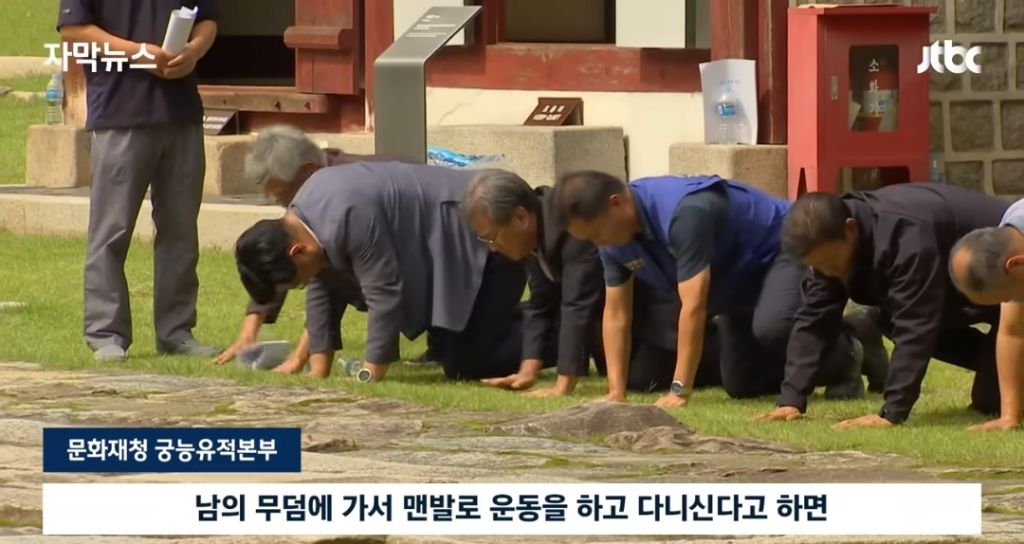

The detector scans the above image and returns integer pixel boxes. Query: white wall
[424,87,705,179]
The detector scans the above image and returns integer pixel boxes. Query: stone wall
[791,0,1024,197]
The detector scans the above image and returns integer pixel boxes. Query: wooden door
[285,0,361,95]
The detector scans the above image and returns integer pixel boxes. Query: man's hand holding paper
[163,43,200,79]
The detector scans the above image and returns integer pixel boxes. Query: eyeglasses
[476,226,504,246]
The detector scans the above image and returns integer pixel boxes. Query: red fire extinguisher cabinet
[787,5,936,200]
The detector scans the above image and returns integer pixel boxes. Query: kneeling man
[554,171,868,408]
[760,183,1007,427]
[234,161,526,381]
[461,170,722,397]
[949,196,1024,431]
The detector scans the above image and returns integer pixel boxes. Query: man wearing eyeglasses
[233,158,527,382]
[461,169,722,397]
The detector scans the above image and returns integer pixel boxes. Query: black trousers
[625,320,723,393]
[879,308,1000,415]
[717,253,858,399]
[433,253,528,381]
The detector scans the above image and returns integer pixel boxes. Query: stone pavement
[0,361,1021,544]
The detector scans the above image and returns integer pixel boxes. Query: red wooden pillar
[364,0,395,121]
[711,0,759,60]
[758,0,788,144]
[286,0,361,95]
[712,0,788,145]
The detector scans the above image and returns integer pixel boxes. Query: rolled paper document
[161,5,199,55]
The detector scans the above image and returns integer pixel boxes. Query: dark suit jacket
[522,186,605,376]
[780,183,1008,423]
[290,162,495,363]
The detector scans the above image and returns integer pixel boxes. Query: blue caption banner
[42,427,301,473]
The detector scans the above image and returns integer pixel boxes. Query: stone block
[25,124,91,188]
[912,0,946,33]
[949,101,994,152]
[203,135,255,195]
[1017,45,1024,90]
[195,203,282,251]
[955,0,996,32]
[290,126,626,188]
[946,161,985,192]
[1007,0,1024,31]
[0,195,26,233]
[428,125,627,186]
[668,144,787,198]
[1001,101,1024,150]
[970,43,1007,92]
[20,196,91,237]
[931,70,963,93]
[993,160,1024,194]
[0,193,280,251]
[930,102,944,153]
[311,132,376,155]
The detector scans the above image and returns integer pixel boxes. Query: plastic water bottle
[339,357,363,377]
[427,147,508,170]
[930,153,945,183]
[715,88,742,145]
[45,72,64,125]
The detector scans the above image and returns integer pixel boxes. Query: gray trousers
[83,124,205,351]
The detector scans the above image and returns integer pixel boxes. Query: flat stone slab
[0,361,1019,542]
[491,401,684,439]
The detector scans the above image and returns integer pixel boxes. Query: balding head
[949,226,1024,305]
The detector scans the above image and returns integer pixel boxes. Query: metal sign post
[373,6,481,163]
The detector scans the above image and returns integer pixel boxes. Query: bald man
[950,197,1024,431]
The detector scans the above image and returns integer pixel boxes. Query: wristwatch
[356,368,374,383]
[670,380,691,397]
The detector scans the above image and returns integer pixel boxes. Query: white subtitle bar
[43,483,980,536]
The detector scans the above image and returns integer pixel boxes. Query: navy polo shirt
[57,0,218,131]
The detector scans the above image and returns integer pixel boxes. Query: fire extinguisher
[857,52,898,131]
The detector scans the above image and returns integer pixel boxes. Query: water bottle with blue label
[45,72,64,125]
[428,147,509,170]
[715,85,743,145]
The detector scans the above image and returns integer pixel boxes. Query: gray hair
[461,169,538,224]
[245,124,327,185]
[950,226,1016,292]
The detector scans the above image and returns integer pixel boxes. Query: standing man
[233,162,527,381]
[213,125,438,369]
[554,171,871,407]
[758,183,1007,428]
[948,196,1024,431]
[460,170,721,397]
[58,0,219,360]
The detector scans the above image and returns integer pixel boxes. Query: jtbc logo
[916,40,982,74]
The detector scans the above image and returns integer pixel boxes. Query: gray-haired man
[215,125,435,368]
[230,132,527,381]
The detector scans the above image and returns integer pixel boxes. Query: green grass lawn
[0,0,59,57]
[3,73,50,92]
[0,231,1019,468]
[0,95,46,184]
[0,0,65,184]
